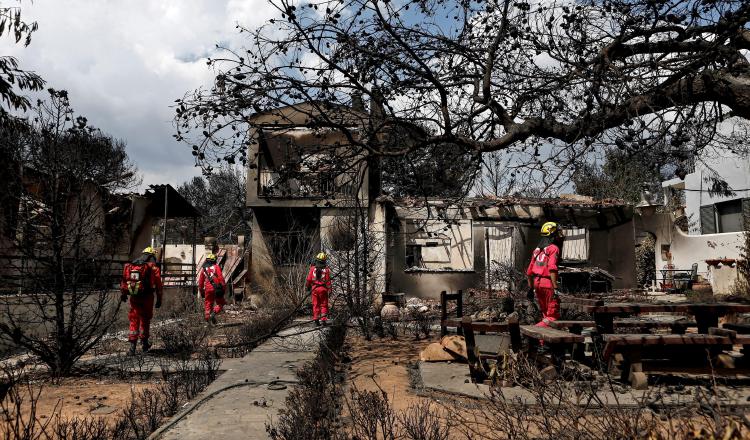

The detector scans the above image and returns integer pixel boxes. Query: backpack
[124,263,152,296]
[203,266,225,298]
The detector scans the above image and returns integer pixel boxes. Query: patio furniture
[579,302,750,335]
[602,333,734,389]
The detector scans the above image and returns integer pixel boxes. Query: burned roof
[145,184,201,218]
[380,194,633,229]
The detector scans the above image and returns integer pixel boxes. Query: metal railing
[258,170,358,198]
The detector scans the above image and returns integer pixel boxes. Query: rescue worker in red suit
[120,247,163,355]
[198,253,227,325]
[526,222,565,328]
[305,252,331,326]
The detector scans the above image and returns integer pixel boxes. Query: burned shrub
[52,417,112,440]
[405,307,437,340]
[154,316,210,359]
[221,305,296,357]
[345,387,399,440]
[399,401,453,440]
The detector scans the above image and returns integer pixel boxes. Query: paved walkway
[150,323,324,440]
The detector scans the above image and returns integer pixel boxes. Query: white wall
[163,244,202,270]
[676,150,750,235]
[638,212,744,293]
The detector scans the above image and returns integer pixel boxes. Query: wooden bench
[461,317,521,383]
[722,322,750,334]
[602,334,732,389]
[550,320,595,332]
[520,325,585,368]
[613,319,696,334]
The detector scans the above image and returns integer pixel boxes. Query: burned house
[245,102,637,300]
[0,178,201,292]
[246,102,380,293]
[382,197,636,299]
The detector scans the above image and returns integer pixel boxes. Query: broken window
[257,129,359,198]
[405,245,423,268]
[561,227,589,262]
[403,219,473,271]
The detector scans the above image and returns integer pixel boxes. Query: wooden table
[580,302,750,335]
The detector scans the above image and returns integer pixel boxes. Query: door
[485,225,516,290]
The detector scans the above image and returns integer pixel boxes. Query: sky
[1,0,279,190]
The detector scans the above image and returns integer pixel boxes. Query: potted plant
[705,258,721,267]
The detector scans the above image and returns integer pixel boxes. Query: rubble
[419,343,458,362]
[440,335,467,360]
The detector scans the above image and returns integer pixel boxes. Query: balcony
[258,170,358,199]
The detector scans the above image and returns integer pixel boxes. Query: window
[701,198,750,234]
[717,200,743,233]
[561,227,589,262]
[403,219,473,271]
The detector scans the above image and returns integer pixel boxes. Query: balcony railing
[258,170,358,199]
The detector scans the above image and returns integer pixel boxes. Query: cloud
[0,0,278,190]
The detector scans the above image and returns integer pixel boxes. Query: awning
[145,184,201,218]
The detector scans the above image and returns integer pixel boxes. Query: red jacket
[526,244,560,281]
[120,261,163,300]
[305,265,331,292]
[198,263,226,295]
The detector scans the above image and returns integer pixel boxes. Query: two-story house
[246,102,380,295]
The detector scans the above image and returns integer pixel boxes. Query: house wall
[387,206,636,299]
[637,211,744,293]
[679,151,750,235]
[387,220,485,299]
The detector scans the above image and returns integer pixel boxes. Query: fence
[258,170,358,198]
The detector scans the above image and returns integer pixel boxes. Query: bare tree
[324,204,386,340]
[175,0,750,193]
[0,89,139,375]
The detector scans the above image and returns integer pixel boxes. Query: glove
[526,288,535,301]
[155,298,162,309]
[120,294,128,303]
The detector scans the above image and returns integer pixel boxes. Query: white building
[638,148,749,294]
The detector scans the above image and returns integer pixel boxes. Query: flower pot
[381,302,401,322]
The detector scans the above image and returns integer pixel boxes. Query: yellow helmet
[206,253,217,261]
[540,222,559,237]
[143,246,156,255]
[315,252,327,262]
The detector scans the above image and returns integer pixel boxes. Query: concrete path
[150,323,324,440]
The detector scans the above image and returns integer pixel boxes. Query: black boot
[127,341,137,356]
[314,319,321,327]
[142,339,151,353]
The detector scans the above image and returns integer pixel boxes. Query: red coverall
[120,263,163,342]
[305,265,331,322]
[526,244,561,328]
[198,263,227,320]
